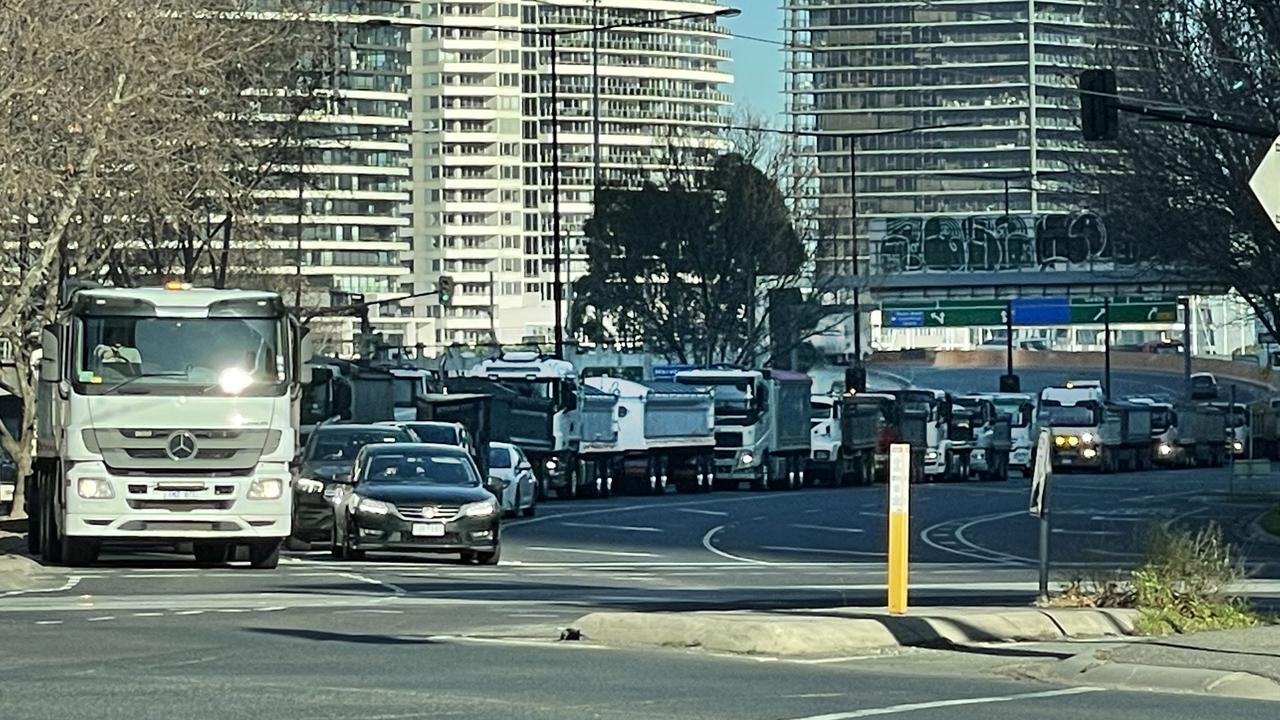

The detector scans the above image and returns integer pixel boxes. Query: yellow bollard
[887,443,910,615]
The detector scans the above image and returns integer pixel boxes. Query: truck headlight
[77,477,114,499]
[1158,443,1173,456]
[739,452,754,466]
[461,500,497,518]
[1082,448,1098,459]
[1233,441,1245,453]
[356,496,391,516]
[249,478,283,500]
[1081,432,1095,445]
[1067,436,1081,447]
[544,458,559,473]
[295,477,324,494]
[925,449,939,461]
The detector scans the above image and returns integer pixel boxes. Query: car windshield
[362,452,480,486]
[308,429,411,463]
[488,447,512,469]
[77,315,285,395]
[409,424,459,445]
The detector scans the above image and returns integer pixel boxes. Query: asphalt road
[3,465,1278,719]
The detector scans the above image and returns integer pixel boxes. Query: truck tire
[26,483,41,555]
[40,476,62,565]
[248,540,282,570]
[751,454,769,491]
[61,535,98,567]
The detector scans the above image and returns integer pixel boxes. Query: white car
[489,442,536,518]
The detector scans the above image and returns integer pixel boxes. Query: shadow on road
[246,627,439,646]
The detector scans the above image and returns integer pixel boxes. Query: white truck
[809,393,881,486]
[1040,382,1152,473]
[887,389,971,481]
[979,392,1036,477]
[675,368,812,490]
[468,352,619,498]
[29,284,309,568]
[581,377,716,495]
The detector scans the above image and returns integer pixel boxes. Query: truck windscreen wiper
[98,371,190,394]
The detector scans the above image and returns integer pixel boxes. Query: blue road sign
[651,364,696,381]
[886,310,926,328]
[1011,297,1070,325]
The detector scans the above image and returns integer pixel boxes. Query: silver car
[489,442,536,518]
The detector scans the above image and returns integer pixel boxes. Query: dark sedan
[332,443,501,564]
[291,424,415,545]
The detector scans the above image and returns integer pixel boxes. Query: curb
[571,608,1138,657]
[1040,649,1280,702]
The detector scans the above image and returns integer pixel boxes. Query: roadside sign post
[1029,429,1053,602]
[888,443,910,615]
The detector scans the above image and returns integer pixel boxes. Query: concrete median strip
[1036,648,1280,702]
[571,607,1139,657]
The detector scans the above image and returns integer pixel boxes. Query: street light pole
[849,136,863,372]
[549,30,565,358]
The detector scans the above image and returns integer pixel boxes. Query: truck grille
[126,499,235,512]
[89,428,280,475]
[715,432,744,448]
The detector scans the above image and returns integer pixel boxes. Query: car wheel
[474,543,501,566]
[521,502,536,518]
[343,530,366,561]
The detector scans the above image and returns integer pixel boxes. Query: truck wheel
[26,483,41,554]
[61,536,98,567]
[248,540,282,570]
[40,483,62,565]
[194,542,231,565]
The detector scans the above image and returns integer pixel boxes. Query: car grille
[397,505,462,521]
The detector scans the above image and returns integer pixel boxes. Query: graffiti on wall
[871,212,1130,274]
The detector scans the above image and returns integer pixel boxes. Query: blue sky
[723,5,785,123]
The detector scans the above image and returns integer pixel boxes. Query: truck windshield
[707,384,753,417]
[1150,409,1174,432]
[77,316,286,396]
[810,402,833,421]
[993,401,1032,428]
[1044,406,1097,427]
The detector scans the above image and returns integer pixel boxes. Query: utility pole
[549,30,564,358]
[1103,297,1112,399]
[1026,0,1039,215]
[849,136,864,388]
[1182,297,1194,398]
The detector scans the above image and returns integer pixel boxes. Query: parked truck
[956,395,1011,481]
[808,393,880,486]
[28,284,309,568]
[1130,399,1227,468]
[886,390,971,481]
[979,392,1036,477]
[1040,382,1152,473]
[675,368,812,490]
[581,377,716,495]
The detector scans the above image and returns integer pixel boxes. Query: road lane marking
[0,574,81,599]
[505,493,795,529]
[760,546,885,558]
[86,616,116,622]
[34,620,62,625]
[791,524,866,534]
[676,508,729,517]
[525,546,660,558]
[337,571,408,598]
[558,522,663,533]
[700,525,771,565]
[1052,529,1124,536]
[780,686,1104,719]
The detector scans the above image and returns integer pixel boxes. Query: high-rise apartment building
[784,0,1103,267]
[408,0,734,348]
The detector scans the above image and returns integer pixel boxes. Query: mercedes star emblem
[165,431,199,461]
[423,506,436,519]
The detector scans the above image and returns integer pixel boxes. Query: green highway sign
[883,296,1179,328]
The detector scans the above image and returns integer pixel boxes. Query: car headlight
[249,478,283,500]
[295,477,324,494]
[739,452,754,466]
[77,477,114,499]
[1080,432,1095,444]
[356,496,391,516]
[461,500,497,518]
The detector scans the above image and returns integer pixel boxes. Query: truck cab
[887,389,968,480]
[1039,382,1152,472]
[30,285,308,568]
[810,394,841,471]
[1209,402,1249,456]
[981,392,1035,476]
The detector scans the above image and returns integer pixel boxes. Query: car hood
[356,484,493,506]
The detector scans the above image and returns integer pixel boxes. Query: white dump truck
[28,283,309,567]
[581,377,716,495]
[1040,382,1152,473]
[675,368,812,490]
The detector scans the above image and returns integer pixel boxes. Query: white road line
[505,493,788,529]
[525,546,661,558]
[337,571,409,598]
[174,610,205,616]
[1052,529,1124,536]
[0,574,82,599]
[86,616,116,622]
[558,522,663,533]
[677,508,729,517]
[700,525,771,565]
[34,620,62,625]
[780,686,1104,720]
[132,612,164,617]
[791,524,866,534]
[760,546,885,558]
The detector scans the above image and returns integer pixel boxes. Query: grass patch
[1051,523,1263,636]
[1260,506,1280,538]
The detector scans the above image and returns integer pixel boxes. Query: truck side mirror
[39,325,59,383]
[298,326,314,384]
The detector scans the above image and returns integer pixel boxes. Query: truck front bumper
[1010,447,1032,469]
[63,462,292,540]
[714,448,761,479]
[1052,448,1102,468]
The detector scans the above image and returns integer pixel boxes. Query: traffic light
[437,275,455,306]
[845,365,867,394]
[1079,69,1119,141]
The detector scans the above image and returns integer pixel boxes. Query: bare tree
[1089,1,1280,339]
[0,0,327,518]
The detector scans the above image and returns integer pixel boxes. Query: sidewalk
[0,519,52,596]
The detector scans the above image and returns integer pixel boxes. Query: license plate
[0,485,12,502]
[412,523,445,537]
[158,490,200,500]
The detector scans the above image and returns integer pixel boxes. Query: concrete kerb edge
[1047,650,1280,702]
[571,608,1139,657]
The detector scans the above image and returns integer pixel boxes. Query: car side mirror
[335,472,353,484]
[517,462,532,472]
